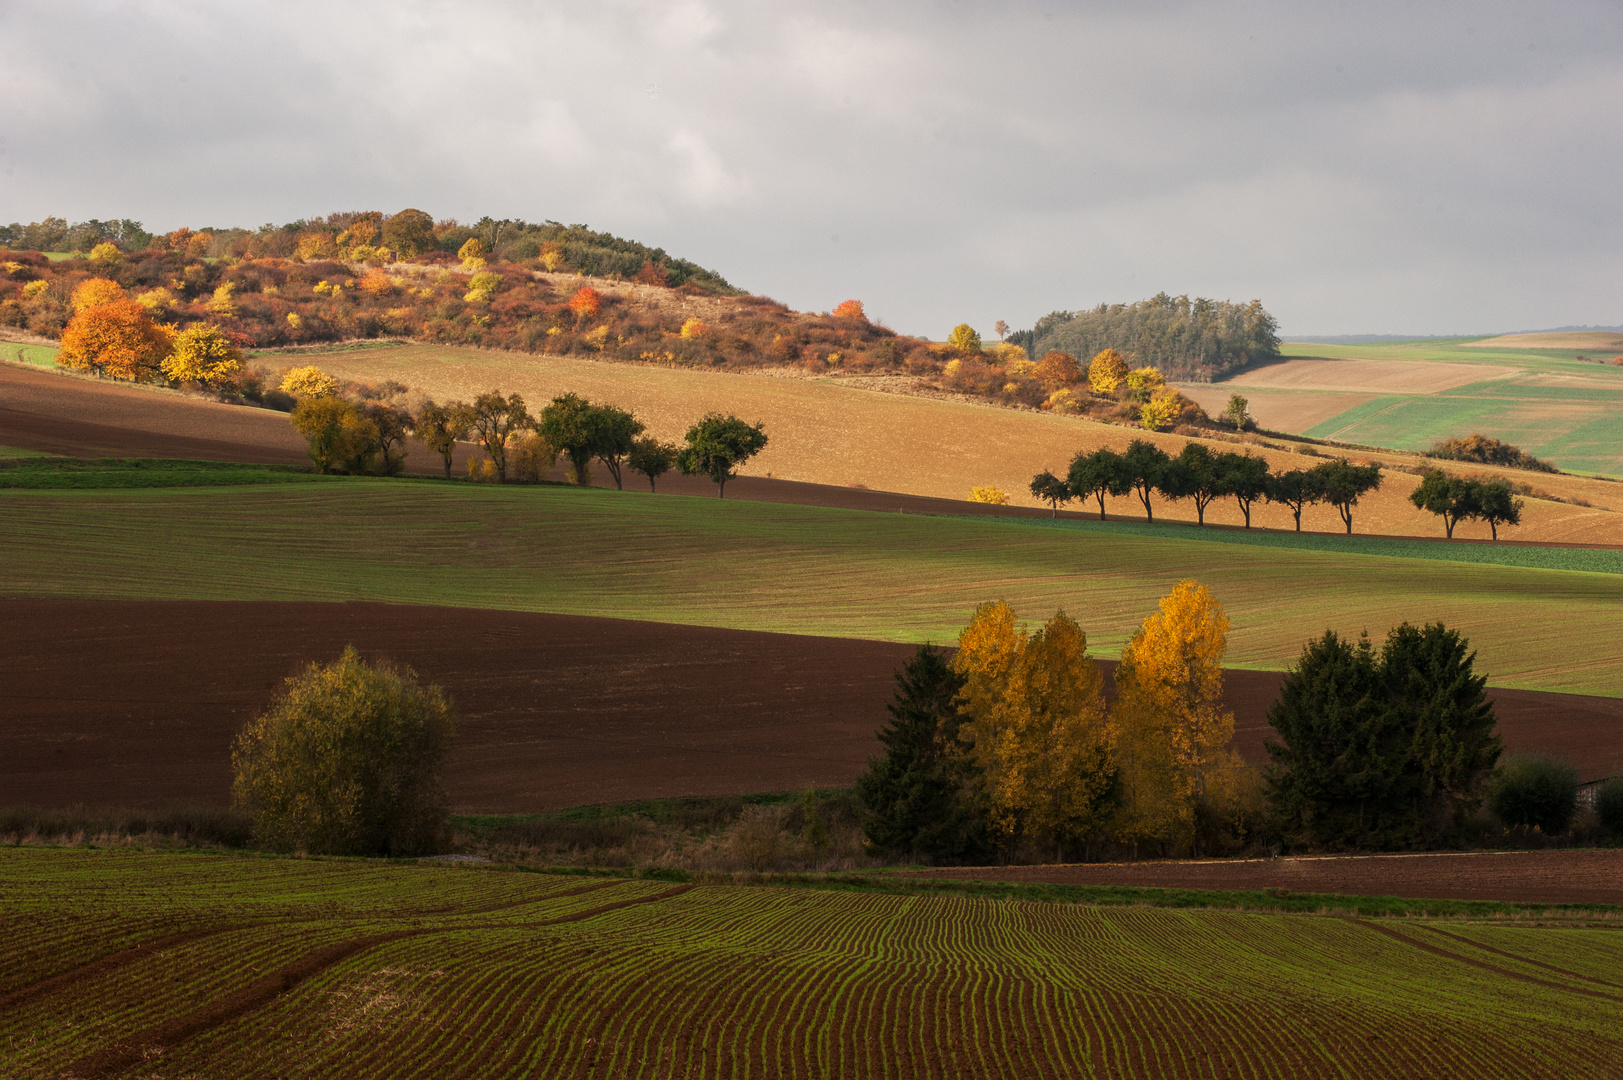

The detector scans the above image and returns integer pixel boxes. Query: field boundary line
[1419,925,1623,990]
[1351,919,1623,1002]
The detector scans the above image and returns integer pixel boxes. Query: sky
[2,1,1619,339]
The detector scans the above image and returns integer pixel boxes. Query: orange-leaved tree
[163,324,244,386]
[58,298,173,380]
[952,602,1116,858]
[1035,350,1081,388]
[1112,580,1255,854]
[71,277,126,313]
[1087,348,1129,394]
[635,259,670,286]
[568,286,602,321]
[833,299,866,321]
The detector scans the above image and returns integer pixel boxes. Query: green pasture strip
[0,445,60,459]
[1,481,1618,694]
[2,342,59,368]
[998,515,1623,576]
[0,457,333,489]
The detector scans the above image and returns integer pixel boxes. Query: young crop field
[1209,340,1623,476]
[1,480,1619,695]
[4,848,1623,1078]
[0,457,335,489]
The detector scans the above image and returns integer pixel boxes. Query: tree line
[858,584,1508,863]
[1012,294,1281,382]
[285,370,767,497]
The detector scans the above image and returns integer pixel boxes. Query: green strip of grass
[2,342,60,368]
[0,457,334,489]
[1,480,1618,693]
[1005,516,1623,576]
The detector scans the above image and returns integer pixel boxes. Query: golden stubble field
[307,344,1622,543]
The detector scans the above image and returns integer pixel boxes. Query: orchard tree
[291,397,379,474]
[539,392,605,486]
[855,645,989,863]
[469,390,531,482]
[628,436,680,492]
[365,402,412,477]
[1121,439,1170,521]
[414,401,473,480]
[1475,479,1523,540]
[1160,443,1222,526]
[162,324,243,387]
[1067,447,1131,520]
[1219,452,1269,528]
[593,404,645,489]
[678,413,768,497]
[1265,468,1322,532]
[1087,348,1129,395]
[57,298,172,381]
[1409,469,1478,539]
[1313,459,1382,534]
[1029,470,1072,517]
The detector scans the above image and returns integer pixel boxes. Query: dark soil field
[916,848,1623,905]
[5,599,1620,815]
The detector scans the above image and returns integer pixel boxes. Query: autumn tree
[677,413,768,497]
[1125,366,1165,403]
[1224,393,1250,429]
[1218,452,1269,528]
[281,365,340,398]
[162,324,243,386]
[855,645,990,863]
[414,400,474,479]
[1312,459,1382,534]
[833,299,866,321]
[994,319,1010,341]
[1035,350,1081,388]
[1067,447,1131,520]
[290,396,379,474]
[628,436,680,492]
[1112,581,1247,855]
[365,402,412,476]
[1087,348,1129,395]
[71,277,126,312]
[953,603,1117,858]
[1265,467,1322,532]
[469,390,531,482]
[947,323,982,353]
[1409,469,1478,539]
[382,208,436,258]
[635,259,671,286]
[88,241,123,266]
[1029,471,1072,517]
[1121,439,1170,521]
[1158,443,1222,525]
[232,646,456,856]
[457,237,487,269]
[57,298,173,381]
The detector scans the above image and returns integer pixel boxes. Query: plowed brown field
[915,848,1623,905]
[5,599,1619,814]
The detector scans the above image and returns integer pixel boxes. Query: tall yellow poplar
[1112,579,1238,852]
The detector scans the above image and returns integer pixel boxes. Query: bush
[231,646,457,855]
[1488,755,1578,835]
[1596,777,1623,838]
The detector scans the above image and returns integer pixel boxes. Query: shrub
[968,485,1009,505]
[1489,755,1578,835]
[281,365,339,397]
[1596,777,1623,837]
[231,646,456,856]
[680,317,707,340]
[1430,434,1556,474]
[833,299,866,321]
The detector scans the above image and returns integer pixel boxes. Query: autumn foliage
[568,286,602,320]
[57,298,173,380]
[832,300,866,321]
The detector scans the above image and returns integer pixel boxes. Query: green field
[2,342,59,368]
[0,457,334,489]
[3,848,1621,1079]
[1276,339,1623,475]
[2,479,1618,694]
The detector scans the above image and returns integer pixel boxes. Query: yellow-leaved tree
[1112,580,1258,854]
[71,277,127,313]
[1087,348,1129,394]
[953,602,1116,858]
[281,365,340,398]
[163,324,243,386]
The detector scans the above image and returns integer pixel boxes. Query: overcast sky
[2,1,1619,337]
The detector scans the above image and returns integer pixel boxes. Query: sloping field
[1464,331,1623,351]
[1216,356,1517,393]
[1176,386,1375,434]
[9,599,1617,814]
[275,344,1623,541]
[2,482,1619,694]
[6,849,1623,1079]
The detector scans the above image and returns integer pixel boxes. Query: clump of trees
[1014,294,1281,382]
[1410,470,1524,539]
[1429,434,1556,474]
[231,647,457,856]
[859,581,1263,863]
[1054,440,1376,532]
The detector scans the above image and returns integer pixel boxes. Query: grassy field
[1,342,59,368]
[3,847,1622,1079]
[1240,339,1623,476]
[1,479,1618,694]
[0,457,332,489]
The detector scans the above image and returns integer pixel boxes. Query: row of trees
[859,582,1259,862]
[1032,440,1384,533]
[285,373,769,496]
[859,587,1507,862]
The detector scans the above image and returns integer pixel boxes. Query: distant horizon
[1281,325,1623,344]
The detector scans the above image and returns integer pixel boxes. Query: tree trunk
[1490,520,1498,540]
[1097,494,1107,520]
